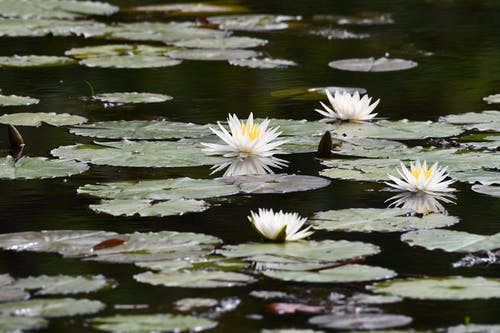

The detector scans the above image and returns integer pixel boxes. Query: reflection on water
[386,191,456,215]
[210,155,288,177]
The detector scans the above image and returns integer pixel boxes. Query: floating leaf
[0,0,118,19]
[91,314,217,333]
[78,178,239,200]
[401,230,500,253]
[0,316,47,332]
[0,156,89,180]
[0,112,86,127]
[92,238,126,251]
[12,275,112,295]
[263,264,396,283]
[219,174,330,194]
[0,274,13,286]
[218,240,379,263]
[313,12,394,25]
[311,208,458,233]
[471,184,500,197]
[65,44,175,59]
[0,55,74,67]
[368,276,500,300]
[483,94,500,104]
[174,298,218,311]
[453,170,500,185]
[271,86,367,101]
[125,3,247,15]
[0,286,29,302]
[439,110,500,132]
[0,94,39,106]
[447,324,500,333]
[135,270,255,288]
[0,18,112,38]
[70,120,209,139]
[266,303,324,314]
[229,57,297,69]
[350,293,403,304]
[0,298,105,317]
[80,55,182,68]
[89,198,208,217]
[166,48,258,61]
[173,37,267,49]
[207,14,301,31]
[309,314,411,330]
[328,57,417,72]
[311,28,369,40]
[51,141,224,168]
[92,92,172,105]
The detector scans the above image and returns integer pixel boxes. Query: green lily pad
[80,55,182,68]
[219,174,330,194]
[207,14,301,31]
[174,298,218,311]
[51,141,224,168]
[312,208,458,232]
[65,44,175,59]
[483,94,500,104]
[0,274,13,286]
[447,324,500,333]
[368,276,500,300]
[0,156,89,180]
[270,86,367,101]
[135,255,246,272]
[0,298,105,317]
[228,57,297,69]
[0,55,74,67]
[440,110,500,131]
[350,293,403,304]
[0,286,29,302]
[328,57,417,72]
[0,0,118,19]
[0,316,47,332]
[135,270,255,288]
[0,94,39,106]
[309,313,411,330]
[319,163,393,182]
[173,36,267,49]
[13,275,112,295]
[70,120,209,139]
[471,184,500,197]
[218,240,379,263]
[261,118,334,136]
[91,314,217,333]
[126,2,246,14]
[89,198,208,217]
[0,112,86,127]
[453,170,500,185]
[92,92,172,104]
[263,264,396,283]
[401,230,500,253]
[78,177,239,200]
[0,18,112,38]
[166,48,258,61]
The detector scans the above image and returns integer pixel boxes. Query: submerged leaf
[328,57,417,72]
[483,94,500,104]
[0,112,87,127]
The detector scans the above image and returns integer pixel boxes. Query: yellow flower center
[411,167,432,180]
[240,122,260,141]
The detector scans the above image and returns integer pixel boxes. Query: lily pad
[263,264,396,283]
[350,293,403,304]
[0,286,29,302]
[65,44,175,59]
[166,48,258,61]
[0,298,105,317]
[219,174,330,194]
[126,3,247,15]
[0,275,13,286]
[89,198,208,217]
[229,57,297,69]
[309,314,411,330]
[0,55,74,67]
[0,94,39,106]
[439,110,500,132]
[0,156,89,180]
[0,18,112,38]
[453,170,500,185]
[80,55,182,68]
[0,316,47,332]
[92,92,172,104]
[271,86,367,101]
[91,314,217,333]
[447,324,500,333]
[69,120,209,139]
[78,177,239,200]
[262,330,325,333]
[483,94,500,104]
[313,12,394,25]
[207,14,301,31]
[135,270,255,288]
[0,112,86,127]
[368,276,500,300]
[311,208,458,233]
[51,141,224,168]
[173,36,267,49]
[328,57,417,72]
[218,240,379,263]
[174,298,218,311]
[311,28,369,40]
[0,0,118,19]
[471,184,500,197]
[13,275,112,295]
[401,230,500,253]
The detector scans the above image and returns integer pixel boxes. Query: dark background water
[0,0,499,331]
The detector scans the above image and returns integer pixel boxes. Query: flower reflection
[386,191,456,215]
[210,155,288,177]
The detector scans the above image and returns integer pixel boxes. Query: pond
[0,0,499,332]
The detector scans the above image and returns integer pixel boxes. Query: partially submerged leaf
[309,313,411,330]
[79,55,182,68]
[0,94,39,106]
[265,303,324,314]
[173,36,267,49]
[0,156,89,180]
[92,92,172,104]
[0,112,87,127]
[166,48,259,61]
[401,230,500,253]
[328,57,417,72]
[0,55,74,67]
[89,198,209,217]
[219,174,330,194]
[228,57,297,69]
[0,298,105,317]
[65,44,175,59]
[207,14,301,31]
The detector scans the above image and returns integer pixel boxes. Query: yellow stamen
[240,122,260,141]
[411,167,432,180]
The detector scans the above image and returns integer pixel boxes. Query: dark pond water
[0,0,499,332]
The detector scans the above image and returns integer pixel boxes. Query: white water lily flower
[386,192,456,215]
[202,113,288,160]
[210,155,288,177]
[386,160,456,194]
[315,90,380,121]
[248,208,313,242]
